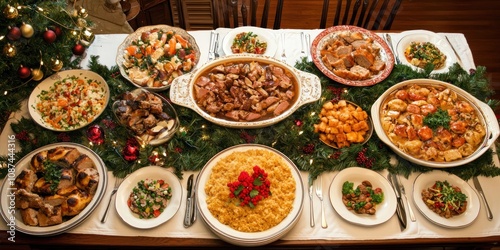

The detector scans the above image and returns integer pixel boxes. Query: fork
[315,175,328,228]
[300,32,307,59]
[100,176,124,223]
[280,33,287,63]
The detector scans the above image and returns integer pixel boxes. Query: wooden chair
[320,0,403,30]
[211,0,284,29]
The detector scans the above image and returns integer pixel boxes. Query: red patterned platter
[311,25,395,86]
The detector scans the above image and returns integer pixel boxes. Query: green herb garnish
[43,161,62,192]
[342,181,354,195]
[423,108,451,129]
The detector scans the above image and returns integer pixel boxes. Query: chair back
[320,0,403,30]
[212,0,284,29]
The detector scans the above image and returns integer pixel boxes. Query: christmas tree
[0,0,94,128]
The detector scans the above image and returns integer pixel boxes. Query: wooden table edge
[1,231,499,247]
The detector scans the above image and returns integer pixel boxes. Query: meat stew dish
[193,60,298,122]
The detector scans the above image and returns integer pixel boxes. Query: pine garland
[1,56,500,181]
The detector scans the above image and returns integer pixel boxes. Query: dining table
[1,27,500,248]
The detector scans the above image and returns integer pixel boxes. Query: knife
[213,32,220,59]
[208,31,216,61]
[473,176,493,221]
[388,173,407,230]
[398,175,416,222]
[308,177,315,227]
[191,172,201,225]
[183,174,194,228]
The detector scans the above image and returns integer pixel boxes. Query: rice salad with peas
[128,179,172,219]
[35,75,107,130]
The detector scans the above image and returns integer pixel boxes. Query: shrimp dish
[380,83,486,162]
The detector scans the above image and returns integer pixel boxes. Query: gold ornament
[75,5,88,18]
[3,43,16,57]
[20,23,34,38]
[80,28,95,46]
[3,5,18,19]
[69,29,80,38]
[31,69,44,81]
[77,18,87,28]
[51,58,63,71]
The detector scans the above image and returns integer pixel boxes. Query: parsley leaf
[423,108,451,129]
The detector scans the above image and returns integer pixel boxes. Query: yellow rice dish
[205,149,295,232]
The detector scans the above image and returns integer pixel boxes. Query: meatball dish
[380,83,486,162]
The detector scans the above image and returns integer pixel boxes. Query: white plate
[396,30,457,73]
[329,167,397,226]
[221,26,278,57]
[412,170,480,228]
[196,144,304,246]
[116,25,200,92]
[28,69,109,132]
[115,166,182,229]
[0,143,107,236]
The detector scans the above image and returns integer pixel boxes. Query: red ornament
[7,26,21,41]
[43,29,57,43]
[86,125,105,145]
[148,154,159,164]
[72,43,85,55]
[123,144,139,162]
[18,66,31,79]
[51,26,62,37]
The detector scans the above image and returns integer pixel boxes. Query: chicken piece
[353,48,375,68]
[30,150,48,173]
[61,189,92,216]
[57,185,79,196]
[14,169,38,192]
[47,147,75,162]
[333,45,353,58]
[15,189,43,209]
[44,194,67,207]
[369,60,386,73]
[38,206,62,227]
[57,148,81,168]
[76,168,99,195]
[72,155,96,172]
[32,177,53,195]
[56,168,76,190]
[20,208,38,226]
[273,101,290,116]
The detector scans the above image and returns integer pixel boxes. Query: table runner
[1,29,499,241]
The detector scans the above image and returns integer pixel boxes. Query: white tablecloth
[2,29,499,242]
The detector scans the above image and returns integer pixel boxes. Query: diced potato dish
[314,100,370,148]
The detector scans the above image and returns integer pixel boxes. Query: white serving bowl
[169,54,321,128]
[371,79,499,168]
